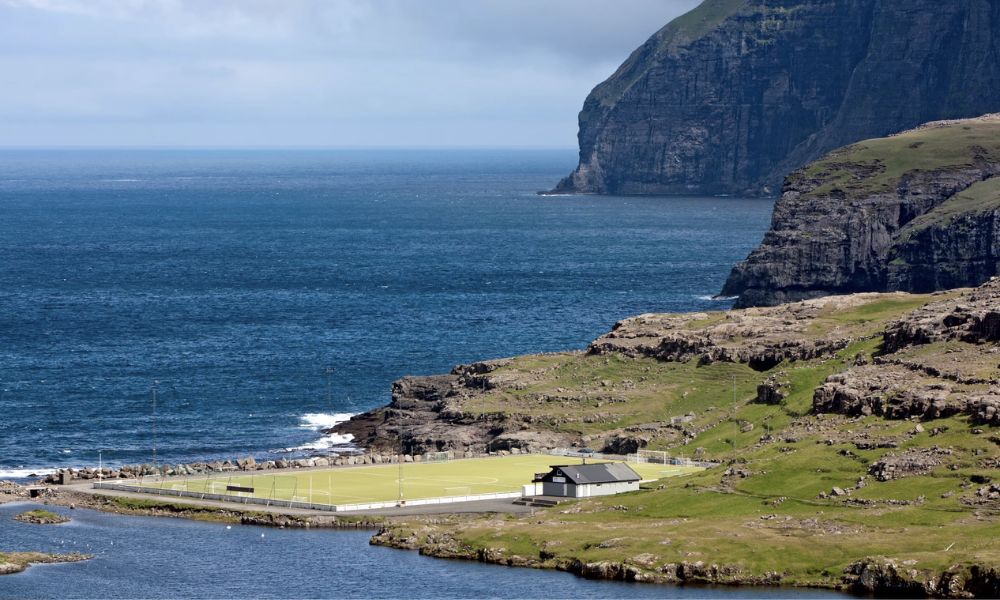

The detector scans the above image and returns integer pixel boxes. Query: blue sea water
[0,149,773,474]
[0,503,842,599]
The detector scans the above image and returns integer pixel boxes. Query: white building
[533,463,641,498]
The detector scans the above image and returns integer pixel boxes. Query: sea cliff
[551,0,1000,196]
[721,115,1000,307]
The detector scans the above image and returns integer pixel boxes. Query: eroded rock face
[812,365,962,420]
[331,361,573,455]
[868,447,952,481]
[589,294,881,370]
[552,0,1000,197]
[883,278,1000,353]
[722,117,1000,307]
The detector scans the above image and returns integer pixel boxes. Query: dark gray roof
[547,463,641,485]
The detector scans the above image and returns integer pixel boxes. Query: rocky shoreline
[370,526,1000,597]
[0,552,91,576]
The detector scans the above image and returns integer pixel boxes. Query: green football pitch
[139,454,700,507]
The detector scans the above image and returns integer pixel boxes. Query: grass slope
[800,116,1000,196]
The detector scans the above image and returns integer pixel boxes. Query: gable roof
[543,463,641,485]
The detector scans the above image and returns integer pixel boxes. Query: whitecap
[283,432,356,453]
[0,467,57,478]
[297,412,354,430]
[696,295,739,301]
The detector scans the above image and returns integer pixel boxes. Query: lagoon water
[0,503,841,599]
[0,149,774,474]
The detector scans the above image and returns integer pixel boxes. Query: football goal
[629,449,670,464]
[424,451,450,463]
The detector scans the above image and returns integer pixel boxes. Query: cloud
[0,0,700,146]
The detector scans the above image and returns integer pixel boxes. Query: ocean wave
[281,412,357,454]
[298,412,355,430]
[696,294,738,301]
[0,467,57,478]
[284,432,356,453]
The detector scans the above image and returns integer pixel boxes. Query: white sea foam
[298,412,355,430]
[286,432,356,452]
[283,412,357,453]
[0,467,57,478]
[697,294,739,301]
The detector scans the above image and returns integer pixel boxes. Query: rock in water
[550,0,1000,197]
[721,115,1000,307]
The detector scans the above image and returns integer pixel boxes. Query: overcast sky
[0,0,699,148]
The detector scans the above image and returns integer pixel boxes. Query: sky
[0,0,699,148]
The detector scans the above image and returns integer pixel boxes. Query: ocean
[0,149,773,475]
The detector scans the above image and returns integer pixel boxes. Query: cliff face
[551,0,1000,197]
[721,115,1000,307]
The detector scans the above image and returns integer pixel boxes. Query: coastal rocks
[332,360,576,455]
[552,1,1000,197]
[844,558,1000,598]
[722,117,1000,307]
[0,552,91,576]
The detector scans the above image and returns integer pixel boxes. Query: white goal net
[628,450,669,464]
[424,451,450,463]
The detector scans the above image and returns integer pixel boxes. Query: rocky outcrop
[332,360,574,455]
[867,447,952,481]
[845,558,1000,598]
[0,552,90,576]
[722,116,1000,307]
[812,365,963,420]
[589,293,883,370]
[882,278,1000,353]
[552,0,1000,197]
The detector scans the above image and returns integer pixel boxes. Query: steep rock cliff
[721,116,1000,307]
[551,0,1000,196]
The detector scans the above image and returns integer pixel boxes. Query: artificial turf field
[140,455,701,507]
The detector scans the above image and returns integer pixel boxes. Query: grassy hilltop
[371,281,1000,596]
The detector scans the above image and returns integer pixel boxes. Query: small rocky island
[14,509,70,525]
[0,552,90,576]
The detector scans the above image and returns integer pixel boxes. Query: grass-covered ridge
[798,115,1000,196]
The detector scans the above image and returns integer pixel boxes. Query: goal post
[424,451,450,463]
[633,449,669,464]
